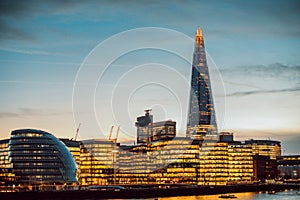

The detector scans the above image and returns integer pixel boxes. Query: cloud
[227,87,300,97]
[219,63,300,98]
[0,108,71,119]
[221,63,300,79]
[220,63,300,95]
[0,19,35,41]
[0,47,64,56]
[0,80,72,85]
[0,0,84,18]
[0,0,87,42]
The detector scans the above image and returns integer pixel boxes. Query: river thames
[120,190,300,200]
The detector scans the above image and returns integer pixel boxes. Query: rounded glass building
[9,129,77,185]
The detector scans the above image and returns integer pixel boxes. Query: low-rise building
[245,139,281,160]
[199,141,253,185]
[277,155,300,180]
[252,155,277,182]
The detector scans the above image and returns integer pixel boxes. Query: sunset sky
[0,0,299,154]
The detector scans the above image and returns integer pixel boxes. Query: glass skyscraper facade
[8,129,77,185]
[79,139,115,185]
[187,28,217,139]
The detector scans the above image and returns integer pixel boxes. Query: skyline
[0,1,299,154]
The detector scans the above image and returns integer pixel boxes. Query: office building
[227,142,253,184]
[9,129,77,185]
[136,110,176,144]
[253,155,277,182]
[0,139,14,185]
[136,110,153,144]
[186,27,217,139]
[245,139,281,160]
[118,137,200,185]
[198,140,253,185]
[277,155,300,180]
[219,132,234,142]
[79,139,117,185]
[60,138,81,168]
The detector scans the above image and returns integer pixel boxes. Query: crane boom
[115,125,120,142]
[75,123,81,141]
[109,126,114,140]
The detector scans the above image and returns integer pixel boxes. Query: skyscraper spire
[186,27,217,139]
[195,27,204,46]
[196,27,202,36]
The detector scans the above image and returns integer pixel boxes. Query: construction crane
[108,125,120,142]
[108,126,114,140]
[115,125,120,143]
[74,123,81,141]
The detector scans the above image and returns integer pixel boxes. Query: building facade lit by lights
[8,129,77,185]
[186,27,217,139]
[245,139,281,160]
[0,139,14,185]
[198,141,253,185]
[60,139,81,169]
[79,139,117,186]
[117,137,200,185]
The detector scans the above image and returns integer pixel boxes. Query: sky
[0,0,299,154]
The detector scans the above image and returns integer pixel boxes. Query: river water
[121,189,300,200]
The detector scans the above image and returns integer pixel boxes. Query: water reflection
[152,190,300,200]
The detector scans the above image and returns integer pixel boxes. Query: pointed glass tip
[196,27,202,36]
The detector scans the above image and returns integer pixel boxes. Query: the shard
[186,27,217,139]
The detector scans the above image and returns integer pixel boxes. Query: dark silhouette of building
[219,132,234,142]
[186,27,217,139]
[253,155,277,182]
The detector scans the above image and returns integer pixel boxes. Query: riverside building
[8,129,77,185]
[79,139,117,185]
[198,140,253,185]
[245,139,281,160]
[277,155,300,180]
[117,137,200,185]
[0,139,14,185]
